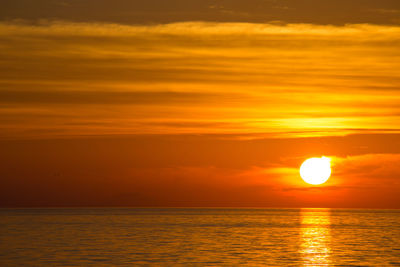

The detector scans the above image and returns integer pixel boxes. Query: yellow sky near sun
[1,21,400,139]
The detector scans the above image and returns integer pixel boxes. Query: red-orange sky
[1,0,400,208]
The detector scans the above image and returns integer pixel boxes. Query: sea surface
[0,208,399,266]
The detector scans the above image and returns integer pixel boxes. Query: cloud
[1,21,400,138]
[332,153,400,183]
[1,134,400,207]
[370,8,400,14]
[263,153,400,188]
[2,20,400,37]
[0,90,236,105]
[2,0,400,25]
[244,153,400,207]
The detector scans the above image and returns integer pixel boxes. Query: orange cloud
[255,153,400,208]
[332,154,400,185]
[1,22,400,139]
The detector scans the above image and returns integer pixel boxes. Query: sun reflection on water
[300,208,331,266]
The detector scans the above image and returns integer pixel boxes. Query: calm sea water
[0,208,399,266]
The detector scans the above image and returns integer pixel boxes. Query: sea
[0,208,399,266]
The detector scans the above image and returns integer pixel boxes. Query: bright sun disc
[300,157,331,185]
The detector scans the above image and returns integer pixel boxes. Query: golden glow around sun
[300,157,332,185]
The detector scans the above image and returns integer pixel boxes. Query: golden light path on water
[300,208,332,266]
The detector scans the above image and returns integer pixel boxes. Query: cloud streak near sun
[1,21,400,138]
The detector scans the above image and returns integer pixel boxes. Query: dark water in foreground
[0,208,399,266]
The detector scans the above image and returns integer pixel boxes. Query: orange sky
[1,0,400,208]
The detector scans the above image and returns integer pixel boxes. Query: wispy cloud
[1,21,400,138]
[332,153,400,183]
[261,153,400,187]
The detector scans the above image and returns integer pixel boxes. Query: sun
[300,156,331,185]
